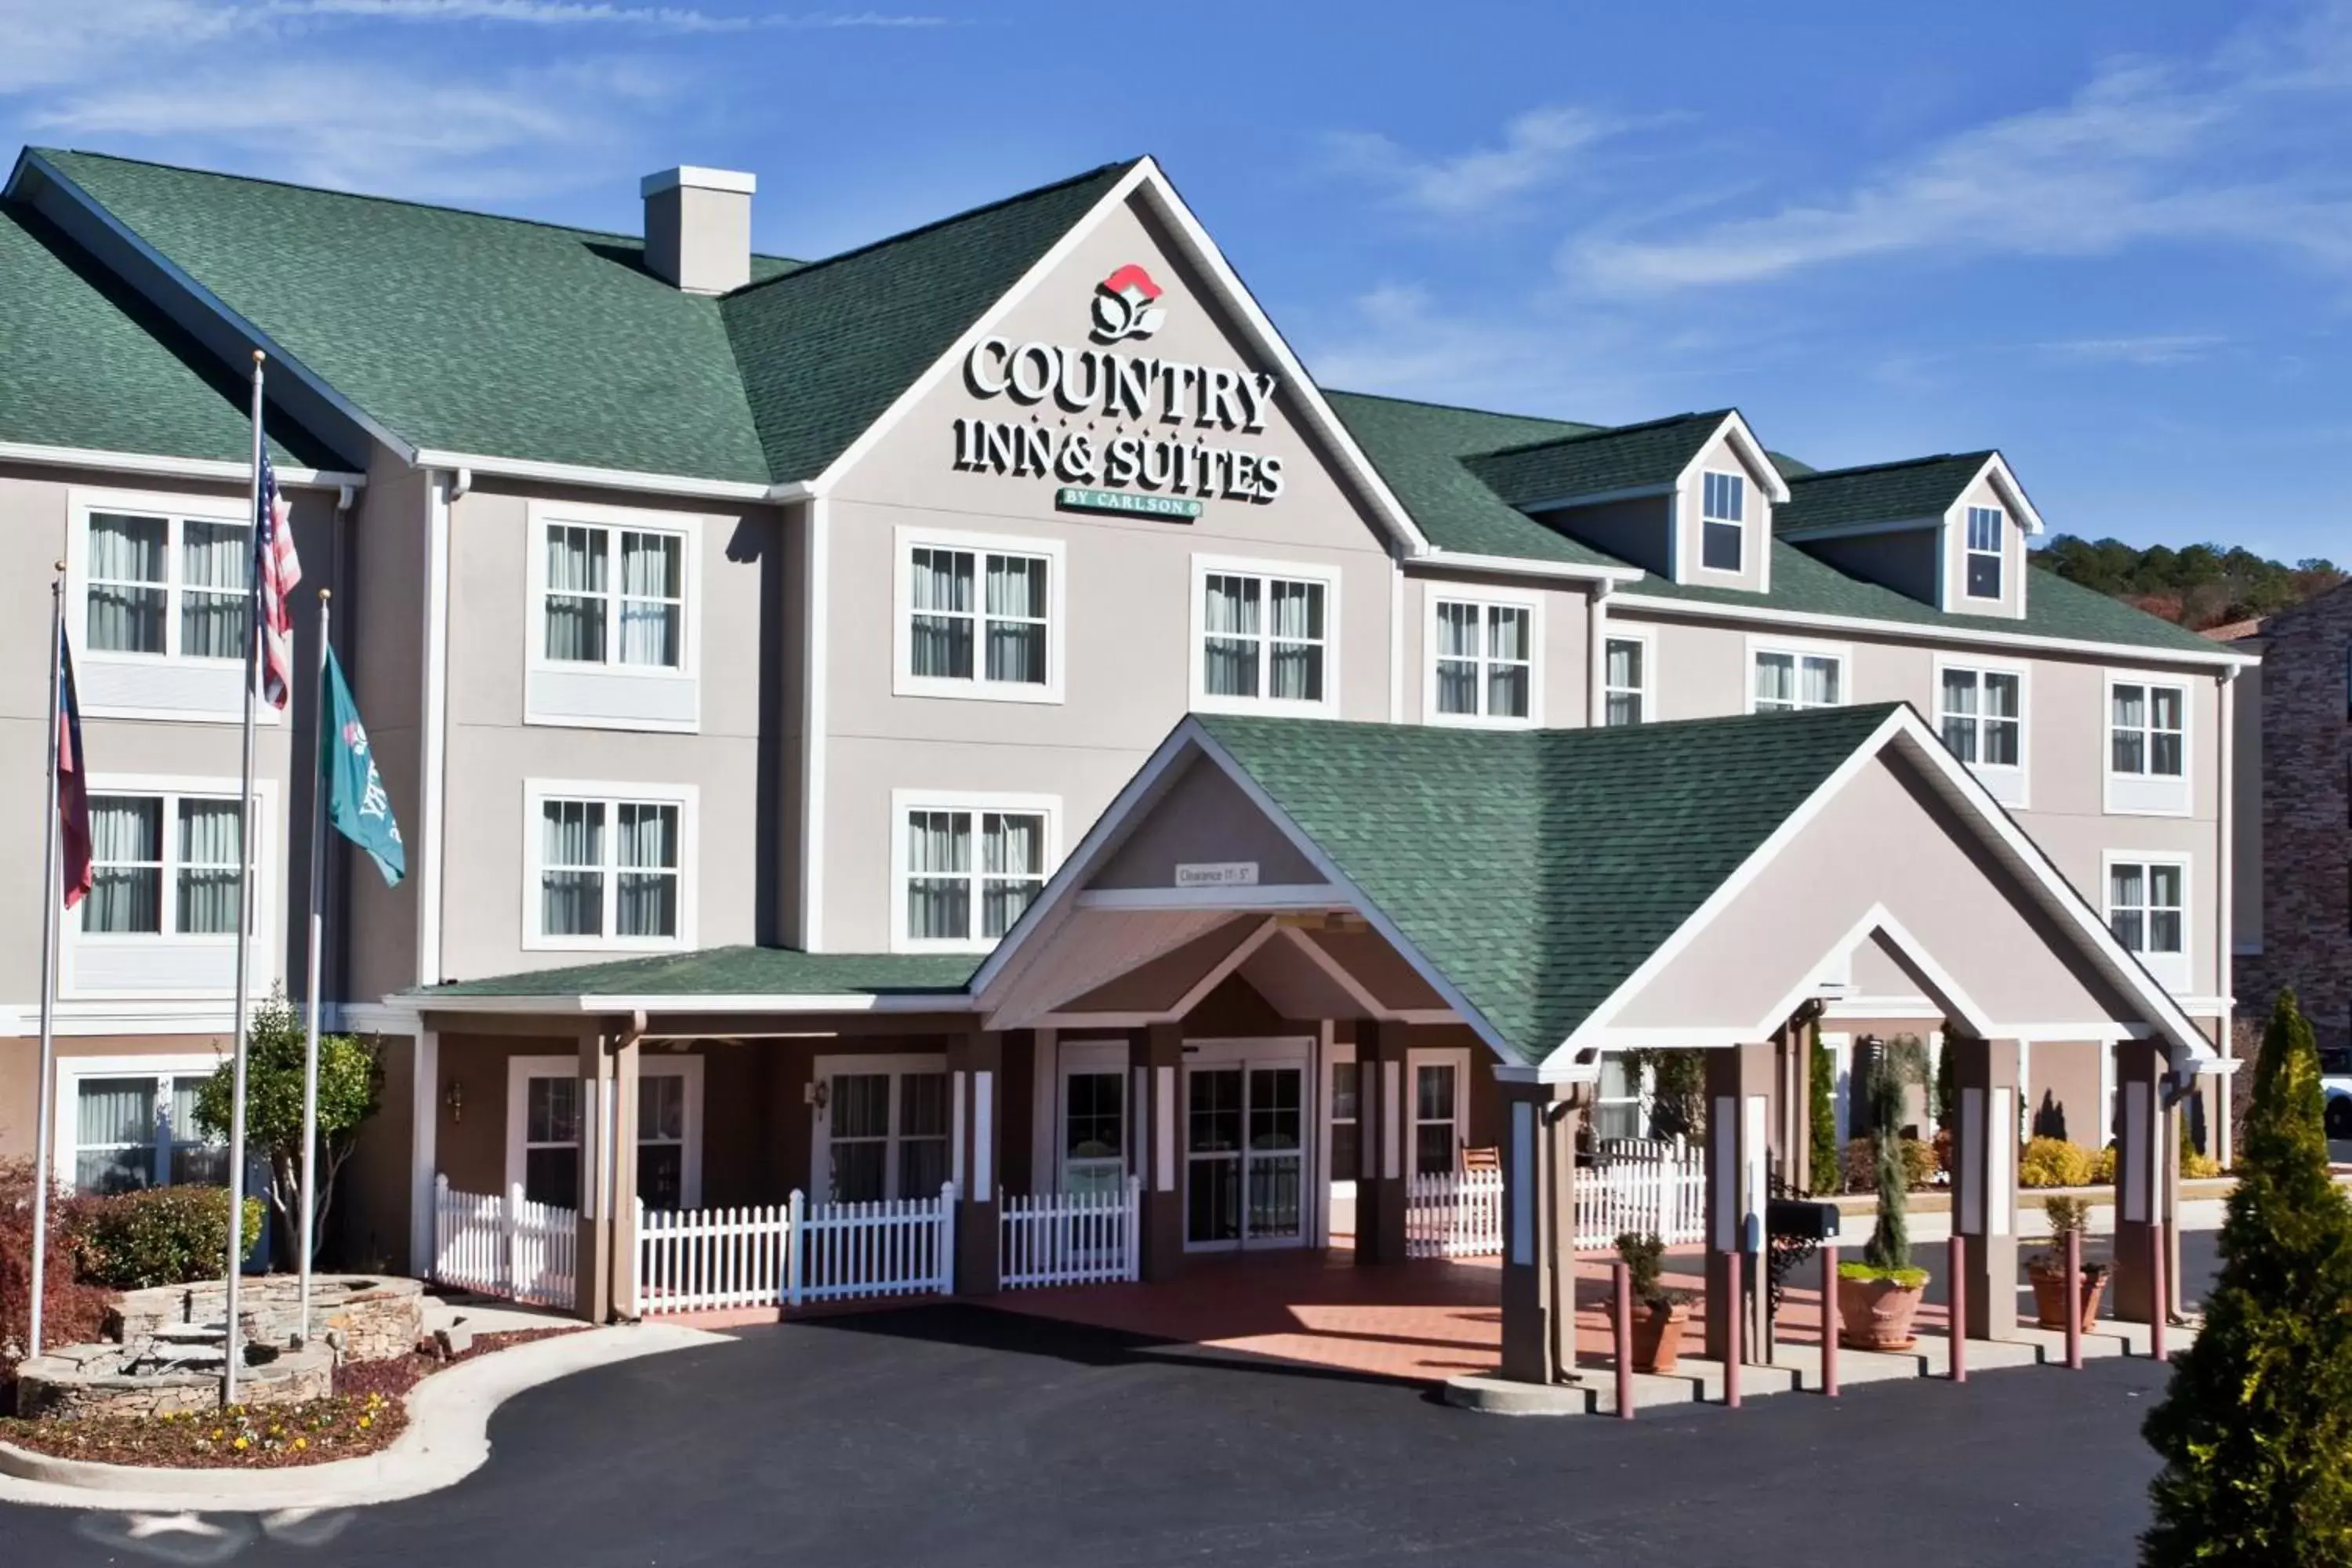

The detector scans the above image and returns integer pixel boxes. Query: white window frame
[1963,506,2005,601]
[503,1054,704,1212]
[1699,470,1746,575]
[2103,671,2193,817]
[891,525,1066,704]
[66,488,279,726]
[1744,634,1851,714]
[889,789,1061,954]
[1425,589,1542,729]
[63,774,276,1001]
[809,1051,951,1203]
[2102,852,2192,994]
[1602,629,1653,726]
[1590,1054,1651,1146]
[1405,1045,1472,1178]
[1054,1038,1132,1195]
[524,500,702,734]
[1189,554,1341,718]
[521,779,699,953]
[1933,655,2029,807]
[48,1053,231,1195]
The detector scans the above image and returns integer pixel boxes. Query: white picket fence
[632,1184,958,1315]
[430,1176,579,1308]
[1405,1170,1504,1258]
[1574,1152,1707,1249]
[999,1178,1141,1290]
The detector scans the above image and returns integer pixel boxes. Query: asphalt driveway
[0,1287,2194,1568]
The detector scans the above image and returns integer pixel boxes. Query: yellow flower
[233,1436,249,1451]
[358,1416,372,1429]
[210,1429,225,1441]
[294,1437,307,1451]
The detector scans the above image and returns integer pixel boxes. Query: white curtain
[1984,673,2021,766]
[981,811,1043,938]
[1267,580,1323,702]
[2110,864,2145,951]
[539,800,606,936]
[544,525,608,662]
[984,554,1046,684]
[1433,602,1478,715]
[86,796,162,934]
[1486,607,1529,717]
[2148,865,2184,951]
[909,547,975,679]
[1605,638,1643,725]
[615,803,678,938]
[1940,669,1980,761]
[75,1077,157,1194]
[2150,688,2184,775]
[1801,655,1839,707]
[168,1073,228,1187]
[2111,685,2147,773]
[87,514,168,654]
[618,532,681,668]
[1754,652,1794,710]
[906,810,971,940]
[1202,574,1260,698]
[179,521,249,659]
[175,800,242,935]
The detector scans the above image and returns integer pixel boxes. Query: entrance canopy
[975,703,2218,1083]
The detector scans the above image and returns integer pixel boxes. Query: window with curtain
[637,1073,686,1210]
[1701,471,1745,572]
[1753,650,1842,711]
[1413,1062,1459,1176]
[542,521,686,670]
[1965,507,2005,599]
[523,1075,581,1207]
[1936,666,2022,768]
[2109,861,2185,956]
[68,1070,229,1196]
[1432,599,1532,721]
[1604,636,1647,725]
[85,511,250,659]
[82,791,251,938]
[1592,1058,1646,1144]
[1327,1062,1359,1182]
[535,793,685,942]
[1200,569,1327,706]
[902,805,1048,945]
[2111,682,2186,777]
[906,543,1051,691]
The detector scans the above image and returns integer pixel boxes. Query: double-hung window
[898,532,1062,700]
[1603,634,1650,725]
[1936,663,2024,775]
[1196,560,1334,713]
[1964,507,2005,600]
[2108,857,2188,989]
[2108,677,2190,814]
[543,521,684,670]
[528,783,694,948]
[1430,597,1534,724]
[83,792,250,937]
[85,510,250,660]
[897,797,1054,949]
[1700,472,1745,572]
[1751,645,1844,711]
[67,1068,228,1196]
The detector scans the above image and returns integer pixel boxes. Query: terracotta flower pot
[2028,1263,2108,1331]
[1630,1301,1690,1374]
[1837,1273,1925,1351]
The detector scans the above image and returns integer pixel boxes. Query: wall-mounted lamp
[804,1080,828,1112]
[444,1078,465,1124]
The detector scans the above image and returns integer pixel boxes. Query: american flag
[254,449,302,709]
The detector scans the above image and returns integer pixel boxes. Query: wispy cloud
[273,1,946,30]
[1325,105,1624,219]
[2038,333,2227,367]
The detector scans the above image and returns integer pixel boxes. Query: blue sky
[5,1,2348,561]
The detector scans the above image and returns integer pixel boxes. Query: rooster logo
[1091,263,1167,343]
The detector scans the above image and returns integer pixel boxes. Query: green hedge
[75,1185,267,1290]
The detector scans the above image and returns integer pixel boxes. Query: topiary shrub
[2020,1137,2096,1189]
[1,1159,114,1381]
[74,1185,267,1290]
[1809,1039,1840,1195]
[1839,1035,1931,1289]
[2143,989,2352,1564]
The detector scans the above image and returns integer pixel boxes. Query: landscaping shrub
[2020,1137,2095,1189]
[1,1159,114,1396]
[2091,1143,2118,1185]
[2143,989,2352,1564]
[1809,1040,1839,1194]
[1840,1135,1936,1193]
[75,1185,267,1290]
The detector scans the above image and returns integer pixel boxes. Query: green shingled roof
[418,946,978,1000]
[1192,705,1899,1062]
[0,199,336,467]
[1775,452,1994,535]
[1462,410,1731,508]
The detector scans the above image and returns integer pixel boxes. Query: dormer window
[1701,472,1745,572]
[1965,507,2004,600]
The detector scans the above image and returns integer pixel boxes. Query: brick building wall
[2233,584,2352,1059]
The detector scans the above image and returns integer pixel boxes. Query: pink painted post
[2151,1221,2169,1363]
[1613,1260,1635,1421]
[2063,1226,2083,1370]
[1725,1249,1743,1409]
[1948,1232,1967,1383]
[1820,1242,1839,1398]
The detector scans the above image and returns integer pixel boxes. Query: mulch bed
[0,1326,585,1470]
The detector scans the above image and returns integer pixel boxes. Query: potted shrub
[1838,1036,1931,1349]
[2027,1194,2108,1330]
[1613,1231,1695,1373]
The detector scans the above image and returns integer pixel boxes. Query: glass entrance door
[1185,1060,1308,1250]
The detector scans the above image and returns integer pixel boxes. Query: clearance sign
[953,264,1285,520]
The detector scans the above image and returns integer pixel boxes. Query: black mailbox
[1767,1198,1841,1241]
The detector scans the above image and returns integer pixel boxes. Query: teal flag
[321,648,406,886]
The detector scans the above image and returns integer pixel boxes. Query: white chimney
[641,166,756,294]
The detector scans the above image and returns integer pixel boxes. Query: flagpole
[224,350,266,1406]
[27,566,65,1360]
[297,589,330,1343]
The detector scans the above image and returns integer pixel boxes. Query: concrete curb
[0,1321,731,1512]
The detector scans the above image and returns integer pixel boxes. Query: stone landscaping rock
[434,1324,474,1359]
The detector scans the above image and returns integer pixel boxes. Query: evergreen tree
[2143,990,2352,1566]
[1809,1038,1839,1195]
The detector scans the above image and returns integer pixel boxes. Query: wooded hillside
[2031,535,2343,631]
